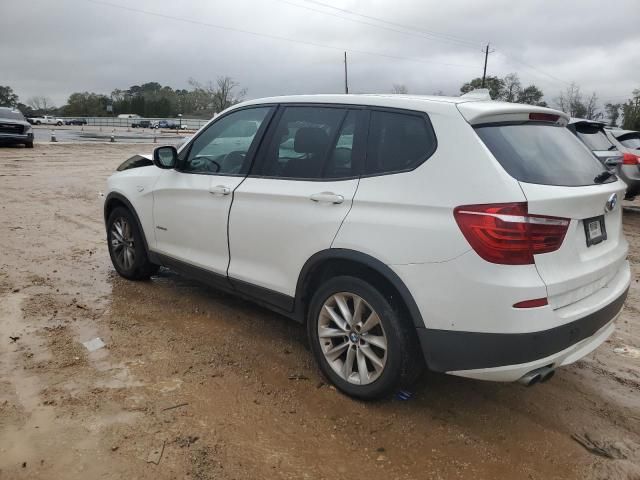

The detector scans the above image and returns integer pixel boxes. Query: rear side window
[260,107,358,180]
[365,110,436,175]
[475,124,612,187]
[573,124,615,151]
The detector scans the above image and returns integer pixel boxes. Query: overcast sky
[1,0,639,108]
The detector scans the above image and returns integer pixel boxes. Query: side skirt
[148,251,298,322]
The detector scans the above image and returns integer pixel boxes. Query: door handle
[210,185,231,196]
[310,192,344,204]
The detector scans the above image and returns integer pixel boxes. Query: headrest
[294,127,329,154]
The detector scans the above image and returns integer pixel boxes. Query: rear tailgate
[518,181,628,309]
[462,102,630,312]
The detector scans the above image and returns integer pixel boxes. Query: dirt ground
[1,143,639,480]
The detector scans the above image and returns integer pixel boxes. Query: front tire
[107,207,159,280]
[307,276,419,400]
[25,141,33,148]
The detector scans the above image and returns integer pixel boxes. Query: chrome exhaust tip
[539,369,555,383]
[518,366,555,387]
[518,372,542,387]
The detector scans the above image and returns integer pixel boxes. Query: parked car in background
[131,120,152,129]
[28,115,63,126]
[608,129,640,151]
[103,94,630,399]
[153,120,178,129]
[603,128,640,199]
[568,118,639,199]
[0,107,34,148]
[64,118,87,126]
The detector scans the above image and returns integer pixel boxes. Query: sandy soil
[0,142,639,480]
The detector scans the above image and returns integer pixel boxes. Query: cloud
[1,0,638,107]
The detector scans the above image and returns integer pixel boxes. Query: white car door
[228,106,365,306]
[151,106,274,275]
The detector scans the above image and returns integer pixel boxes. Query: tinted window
[365,110,436,175]
[574,124,615,151]
[261,107,346,179]
[183,107,270,175]
[618,133,640,150]
[476,124,612,187]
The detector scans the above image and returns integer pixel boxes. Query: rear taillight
[623,152,639,165]
[453,203,570,265]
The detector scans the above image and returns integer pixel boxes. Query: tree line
[0,77,247,119]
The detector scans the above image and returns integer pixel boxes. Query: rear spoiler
[457,102,569,127]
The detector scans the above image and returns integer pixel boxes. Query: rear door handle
[310,192,344,204]
[210,185,231,196]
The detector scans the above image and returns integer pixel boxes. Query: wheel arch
[103,192,151,253]
[294,249,425,329]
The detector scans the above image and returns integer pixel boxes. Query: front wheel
[107,207,159,280]
[307,276,420,400]
[25,141,33,148]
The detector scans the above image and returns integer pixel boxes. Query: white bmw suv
[104,94,630,399]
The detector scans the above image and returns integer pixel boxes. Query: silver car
[604,128,640,199]
[568,118,639,199]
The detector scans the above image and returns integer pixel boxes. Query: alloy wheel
[318,292,388,385]
[110,217,135,271]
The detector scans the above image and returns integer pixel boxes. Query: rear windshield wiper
[608,145,618,151]
[594,170,614,184]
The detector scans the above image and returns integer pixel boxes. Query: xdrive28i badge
[605,193,618,213]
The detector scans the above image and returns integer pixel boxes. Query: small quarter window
[365,110,436,175]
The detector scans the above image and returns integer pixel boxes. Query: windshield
[475,123,614,187]
[618,133,640,150]
[0,109,25,121]
[573,124,615,151]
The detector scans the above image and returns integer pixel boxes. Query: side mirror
[153,145,178,169]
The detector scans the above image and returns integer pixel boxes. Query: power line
[295,0,481,49]
[84,0,479,70]
[494,51,571,86]
[276,0,481,52]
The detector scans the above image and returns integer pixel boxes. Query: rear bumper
[416,287,627,376]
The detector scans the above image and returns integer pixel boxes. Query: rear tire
[25,141,33,148]
[307,275,420,400]
[107,207,159,280]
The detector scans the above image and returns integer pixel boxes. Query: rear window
[573,124,615,151]
[475,123,612,187]
[618,133,640,150]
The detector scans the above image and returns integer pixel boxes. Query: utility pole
[481,43,493,88]
[344,51,349,94]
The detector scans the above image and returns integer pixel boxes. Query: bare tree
[213,76,247,112]
[584,92,602,120]
[555,83,587,118]
[501,73,521,102]
[27,95,55,113]
[391,84,408,94]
